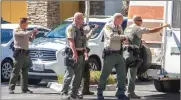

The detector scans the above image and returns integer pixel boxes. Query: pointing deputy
[123,15,169,99]
[9,18,38,94]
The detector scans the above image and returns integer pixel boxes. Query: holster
[102,48,121,59]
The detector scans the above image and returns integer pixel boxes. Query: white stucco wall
[105,1,123,15]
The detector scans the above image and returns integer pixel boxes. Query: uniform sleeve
[104,25,124,40]
[66,25,75,38]
[14,29,32,36]
[138,27,149,34]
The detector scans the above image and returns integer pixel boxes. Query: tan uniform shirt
[104,21,126,50]
[125,24,149,39]
[13,27,33,50]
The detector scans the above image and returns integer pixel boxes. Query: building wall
[60,1,79,21]
[105,1,122,15]
[1,1,79,27]
[1,1,27,23]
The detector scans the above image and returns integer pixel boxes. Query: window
[88,22,106,39]
[45,21,106,39]
[35,32,46,38]
[38,28,50,32]
[172,1,180,28]
[45,21,71,38]
[1,29,13,44]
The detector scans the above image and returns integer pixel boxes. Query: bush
[57,71,116,85]
[90,71,116,85]
[57,74,64,84]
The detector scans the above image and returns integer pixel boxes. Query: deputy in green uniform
[60,12,96,99]
[97,13,129,100]
[9,18,38,94]
[123,15,169,99]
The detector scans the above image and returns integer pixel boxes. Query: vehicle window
[1,29,13,44]
[45,21,71,38]
[172,1,180,28]
[87,22,106,39]
[27,28,34,31]
[38,28,50,32]
[35,32,46,38]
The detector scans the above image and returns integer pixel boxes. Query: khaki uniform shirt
[103,21,125,50]
[13,27,33,50]
[124,24,149,47]
[125,24,149,39]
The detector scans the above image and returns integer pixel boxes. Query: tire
[28,79,42,85]
[154,79,180,93]
[88,57,100,71]
[137,44,152,75]
[1,59,13,81]
[154,79,165,92]
[138,72,153,82]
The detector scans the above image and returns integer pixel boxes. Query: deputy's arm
[66,26,77,55]
[14,29,32,36]
[86,28,96,40]
[141,23,169,34]
[104,25,127,40]
[29,33,36,42]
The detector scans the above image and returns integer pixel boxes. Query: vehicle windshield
[1,29,13,44]
[45,21,106,39]
[45,21,71,38]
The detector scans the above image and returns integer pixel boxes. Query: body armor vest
[73,26,86,48]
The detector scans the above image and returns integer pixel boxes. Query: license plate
[33,64,44,71]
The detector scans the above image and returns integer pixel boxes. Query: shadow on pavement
[143,92,180,100]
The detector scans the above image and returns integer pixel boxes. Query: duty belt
[14,48,30,54]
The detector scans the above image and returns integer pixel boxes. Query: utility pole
[85,1,90,24]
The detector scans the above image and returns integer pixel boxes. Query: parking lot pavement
[1,80,180,100]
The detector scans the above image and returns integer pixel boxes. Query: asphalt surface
[1,79,180,100]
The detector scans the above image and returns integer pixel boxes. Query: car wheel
[154,79,165,92]
[28,79,42,85]
[1,59,13,81]
[138,72,153,82]
[88,57,100,71]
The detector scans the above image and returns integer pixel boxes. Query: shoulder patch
[105,25,111,30]
[68,26,73,32]
[15,27,21,32]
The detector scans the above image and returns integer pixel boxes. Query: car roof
[64,16,128,23]
[1,24,50,30]
[64,16,112,23]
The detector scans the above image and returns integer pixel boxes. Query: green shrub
[57,74,64,84]
[90,71,116,85]
[57,71,116,85]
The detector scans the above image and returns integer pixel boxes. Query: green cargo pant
[80,61,90,93]
[61,54,85,96]
[97,53,126,95]
[123,49,142,94]
[9,52,31,91]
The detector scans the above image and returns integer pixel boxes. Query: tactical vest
[73,26,86,48]
[124,25,142,47]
